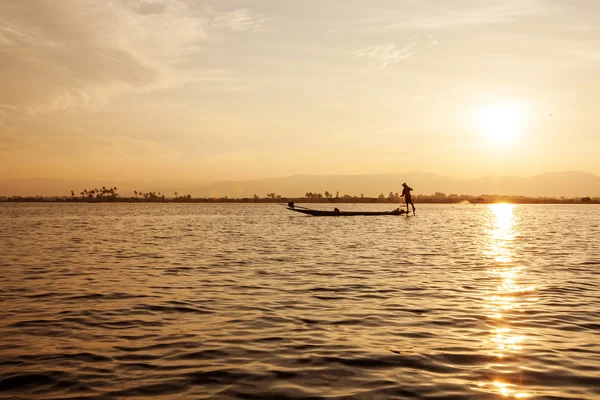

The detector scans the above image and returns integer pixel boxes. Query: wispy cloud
[426,34,439,48]
[211,9,270,33]
[565,25,595,32]
[315,103,348,112]
[0,1,270,116]
[0,0,203,113]
[332,0,542,32]
[0,105,19,123]
[355,42,417,71]
[1,132,179,162]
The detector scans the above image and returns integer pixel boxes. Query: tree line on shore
[0,187,597,204]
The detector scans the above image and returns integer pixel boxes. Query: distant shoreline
[1,196,597,205]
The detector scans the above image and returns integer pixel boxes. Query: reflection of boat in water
[286,206,407,217]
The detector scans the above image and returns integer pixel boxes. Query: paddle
[279,203,313,210]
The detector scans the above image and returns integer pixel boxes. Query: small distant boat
[286,203,407,217]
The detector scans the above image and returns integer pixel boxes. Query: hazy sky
[1,0,599,182]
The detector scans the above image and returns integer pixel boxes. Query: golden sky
[1,0,599,182]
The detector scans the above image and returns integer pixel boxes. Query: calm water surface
[1,203,599,399]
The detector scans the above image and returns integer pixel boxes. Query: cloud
[0,1,269,116]
[565,25,594,32]
[1,132,179,162]
[99,135,180,161]
[211,8,269,32]
[0,105,19,123]
[0,0,204,113]
[332,0,541,32]
[355,42,416,71]
[426,34,438,48]
[315,103,348,112]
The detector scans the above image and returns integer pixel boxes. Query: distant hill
[459,171,600,198]
[1,171,599,198]
[182,171,600,198]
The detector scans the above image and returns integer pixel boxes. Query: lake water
[1,203,599,399]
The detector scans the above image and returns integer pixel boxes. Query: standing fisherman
[401,183,415,215]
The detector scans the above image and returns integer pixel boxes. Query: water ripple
[0,203,599,399]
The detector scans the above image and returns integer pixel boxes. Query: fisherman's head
[402,182,407,187]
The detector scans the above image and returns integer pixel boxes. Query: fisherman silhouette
[401,183,415,215]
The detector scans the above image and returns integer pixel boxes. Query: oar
[278,203,313,210]
[293,205,314,210]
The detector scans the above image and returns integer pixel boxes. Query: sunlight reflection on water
[478,204,533,398]
[1,203,599,399]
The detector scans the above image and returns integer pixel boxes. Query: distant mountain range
[1,171,599,198]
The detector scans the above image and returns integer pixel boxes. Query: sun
[475,103,524,144]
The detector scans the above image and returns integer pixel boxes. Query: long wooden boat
[287,207,407,216]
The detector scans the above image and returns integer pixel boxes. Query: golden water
[1,203,599,399]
